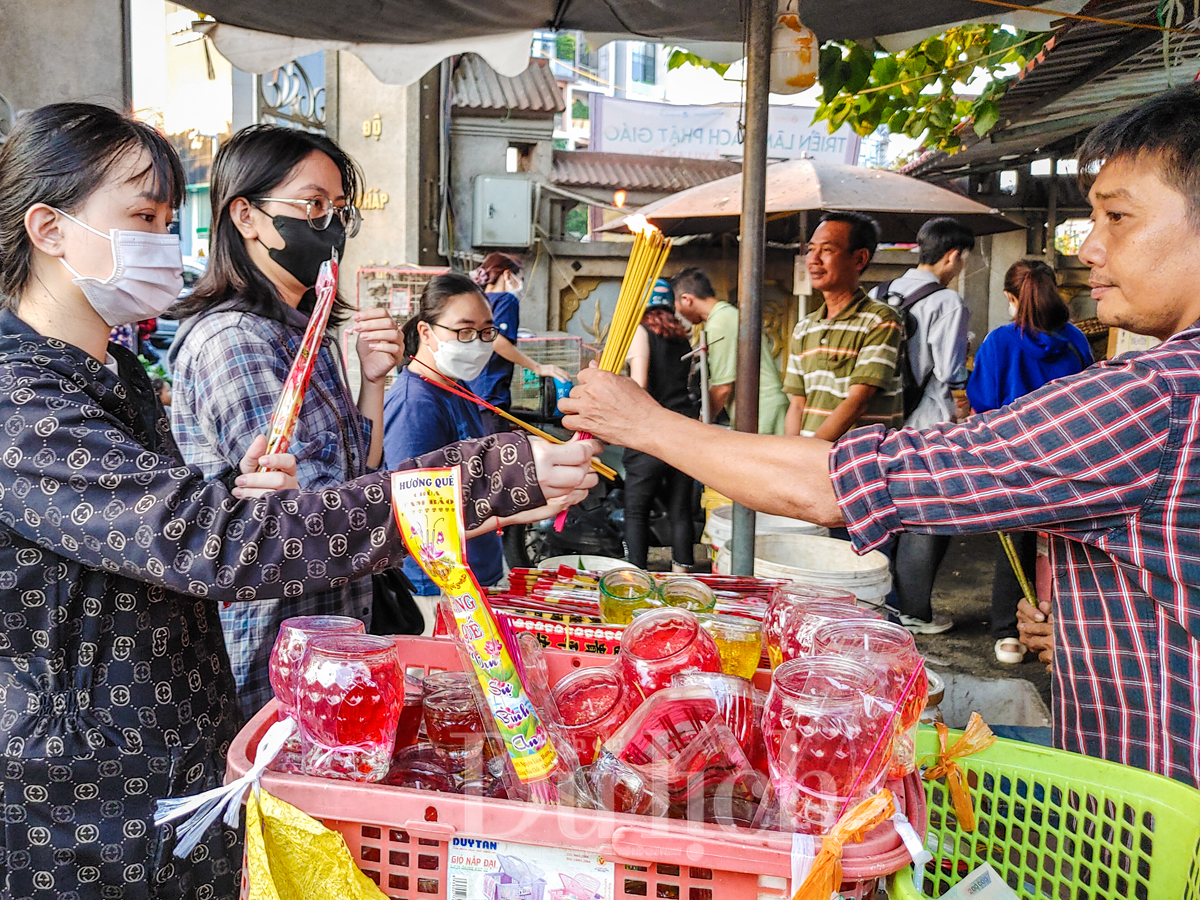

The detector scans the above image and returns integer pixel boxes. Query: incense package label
[391,468,560,783]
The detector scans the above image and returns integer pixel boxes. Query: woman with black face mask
[170,125,408,718]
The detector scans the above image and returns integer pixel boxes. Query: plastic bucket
[705,505,828,556]
[714,534,891,606]
[536,555,628,572]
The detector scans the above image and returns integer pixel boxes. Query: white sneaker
[898,614,954,635]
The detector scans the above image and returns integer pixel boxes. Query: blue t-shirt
[967,322,1094,413]
[383,368,505,593]
[466,291,520,409]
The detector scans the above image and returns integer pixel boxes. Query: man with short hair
[673,267,790,436]
[783,212,903,440]
[870,216,975,634]
[562,84,1200,787]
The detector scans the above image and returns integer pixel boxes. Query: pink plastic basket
[227,637,925,900]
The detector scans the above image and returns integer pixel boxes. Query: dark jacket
[0,309,543,899]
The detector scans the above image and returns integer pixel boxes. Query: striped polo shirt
[783,288,904,437]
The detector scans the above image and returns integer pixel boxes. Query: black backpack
[877,279,945,420]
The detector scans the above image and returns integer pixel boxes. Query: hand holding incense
[259,248,339,466]
[556,216,671,529]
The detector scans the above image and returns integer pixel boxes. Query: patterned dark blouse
[0,309,545,899]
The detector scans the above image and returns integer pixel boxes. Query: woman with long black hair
[168,125,407,717]
[968,258,1093,664]
[0,102,597,897]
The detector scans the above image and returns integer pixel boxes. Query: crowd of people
[1,71,1197,897]
[563,83,1200,797]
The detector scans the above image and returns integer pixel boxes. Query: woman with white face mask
[384,274,574,628]
[0,103,601,897]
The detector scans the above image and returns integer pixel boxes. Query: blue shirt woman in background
[467,252,570,433]
[384,273,571,628]
[968,258,1093,664]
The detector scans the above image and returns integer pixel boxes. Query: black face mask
[259,212,346,289]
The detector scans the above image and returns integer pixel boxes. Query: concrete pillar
[335,52,421,279]
[987,229,1028,334]
[0,0,131,112]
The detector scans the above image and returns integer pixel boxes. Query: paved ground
[651,530,1053,712]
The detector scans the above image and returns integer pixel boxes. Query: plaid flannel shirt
[170,302,375,717]
[830,322,1200,787]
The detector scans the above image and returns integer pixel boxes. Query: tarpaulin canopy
[600,157,1022,242]
[188,0,1083,83]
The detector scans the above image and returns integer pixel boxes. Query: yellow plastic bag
[245,788,387,900]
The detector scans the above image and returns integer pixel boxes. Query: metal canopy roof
[906,0,1199,180]
[451,56,565,117]
[551,151,741,192]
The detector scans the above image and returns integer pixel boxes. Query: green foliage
[555,33,576,62]
[564,204,588,240]
[813,24,1049,153]
[668,48,730,77]
[571,97,590,120]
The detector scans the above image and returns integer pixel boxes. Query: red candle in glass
[617,607,722,699]
[551,666,639,765]
[296,634,403,782]
[392,676,426,761]
[764,586,880,669]
[423,687,486,773]
[810,619,929,779]
[269,615,366,718]
[762,656,891,834]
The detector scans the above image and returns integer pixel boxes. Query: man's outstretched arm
[561,368,842,526]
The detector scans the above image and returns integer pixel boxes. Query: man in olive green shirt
[673,268,791,435]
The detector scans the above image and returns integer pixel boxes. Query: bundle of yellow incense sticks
[556,216,670,529]
[598,215,673,372]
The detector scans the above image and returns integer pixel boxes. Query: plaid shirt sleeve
[188,326,344,488]
[830,359,1172,551]
[848,308,902,389]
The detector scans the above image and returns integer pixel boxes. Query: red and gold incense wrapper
[921,713,996,833]
[259,248,340,465]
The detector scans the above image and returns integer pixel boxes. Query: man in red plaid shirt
[563,84,1200,787]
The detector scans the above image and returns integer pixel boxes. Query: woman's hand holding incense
[529,435,601,501]
[352,307,404,384]
[234,434,299,498]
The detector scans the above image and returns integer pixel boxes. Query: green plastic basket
[891,726,1200,900]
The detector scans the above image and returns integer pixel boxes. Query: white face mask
[429,331,493,382]
[55,209,183,327]
[1008,300,1019,320]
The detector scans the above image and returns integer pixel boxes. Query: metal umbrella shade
[600,157,1021,242]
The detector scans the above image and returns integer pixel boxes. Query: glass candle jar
[762,656,892,834]
[598,567,660,625]
[268,615,366,772]
[671,670,756,753]
[421,670,473,695]
[810,619,929,779]
[698,613,763,679]
[393,676,426,761]
[551,666,640,765]
[658,577,717,614]
[296,634,403,783]
[764,586,880,669]
[617,607,722,698]
[423,687,486,774]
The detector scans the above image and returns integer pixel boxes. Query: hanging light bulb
[770,0,818,94]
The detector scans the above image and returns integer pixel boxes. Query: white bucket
[536,554,628,572]
[714,533,891,606]
[705,505,828,556]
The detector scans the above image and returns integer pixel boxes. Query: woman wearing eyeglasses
[384,273,572,628]
[169,125,406,716]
